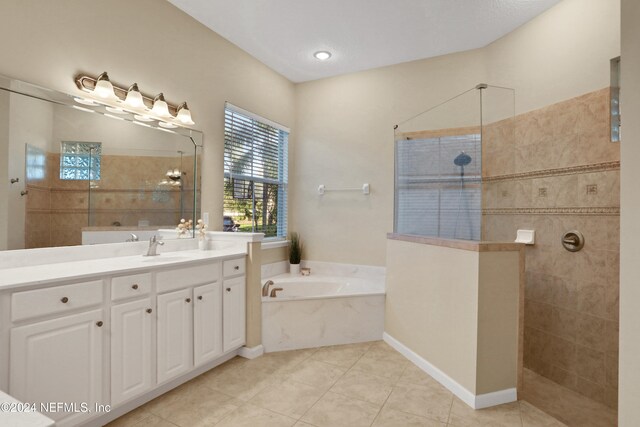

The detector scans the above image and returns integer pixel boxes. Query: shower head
[454,152,472,167]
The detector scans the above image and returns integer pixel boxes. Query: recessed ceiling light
[314,51,332,61]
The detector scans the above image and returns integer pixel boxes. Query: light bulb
[151,93,171,118]
[176,102,195,125]
[314,51,332,60]
[125,83,145,109]
[94,72,116,99]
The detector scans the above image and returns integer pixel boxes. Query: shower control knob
[561,230,585,252]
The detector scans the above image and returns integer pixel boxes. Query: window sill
[262,239,289,250]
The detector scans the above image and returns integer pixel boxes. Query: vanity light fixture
[124,83,145,109]
[133,114,154,122]
[314,51,332,61]
[74,72,196,127]
[74,97,100,106]
[105,106,128,115]
[159,121,178,129]
[93,72,118,100]
[151,93,171,118]
[176,102,195,125]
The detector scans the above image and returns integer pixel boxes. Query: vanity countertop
[0,248,246,291]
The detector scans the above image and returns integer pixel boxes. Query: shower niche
[394,84,514,241]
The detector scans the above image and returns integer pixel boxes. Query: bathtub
[261,262,385,352]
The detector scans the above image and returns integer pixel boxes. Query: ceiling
[168,0,562,83]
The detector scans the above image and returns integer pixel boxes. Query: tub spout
[262,280,274,297]
[270,287,283,298]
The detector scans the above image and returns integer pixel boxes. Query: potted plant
[289,232,302,275]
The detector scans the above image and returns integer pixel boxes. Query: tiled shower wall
[26,154,197,248]
[482,88,620,408]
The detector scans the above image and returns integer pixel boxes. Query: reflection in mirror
[0,76,202,251]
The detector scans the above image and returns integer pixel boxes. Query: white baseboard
[383,332,517,409]
[239,344,264,359]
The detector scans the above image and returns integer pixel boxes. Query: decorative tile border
[484,161,620,183]
[483,207,620,216]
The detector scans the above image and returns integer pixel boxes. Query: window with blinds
[394,134,482,241]
[224,103,288,238]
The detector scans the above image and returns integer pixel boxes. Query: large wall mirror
[0,75,202,250]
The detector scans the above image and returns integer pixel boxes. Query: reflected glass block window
[60,141,101,180]
[25,144,46,181]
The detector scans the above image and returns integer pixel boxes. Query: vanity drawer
[111,273,151,302]
[156,262,220,293]
[11,280,104,322]
[223,258,246,277]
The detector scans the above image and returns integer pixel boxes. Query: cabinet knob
[226,288,231,292]
[61,297,69,303]
[197,296,203,300]
[186,298,191,303]
[96,321,103,327]
[132,284,139,290]
[234,265,240,270]
[146,308,152,314]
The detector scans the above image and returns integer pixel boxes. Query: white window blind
[394,134,482,241]
[224,103,288,238]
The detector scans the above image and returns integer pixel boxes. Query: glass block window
[60,141,101,180]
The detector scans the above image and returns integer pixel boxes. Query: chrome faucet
[262,280,274,297]
[144,235,164,256]
[126,233,139,242]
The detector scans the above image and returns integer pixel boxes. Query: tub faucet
[126,233,139,242]
[262,280,274,297]
[270,287,283,298]
[145,235,164,256]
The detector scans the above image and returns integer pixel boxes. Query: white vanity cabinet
[223,257,246,352]
[157,288,193,384]
[1,252,248,427]
[194,282,223,366]
[111,297,154,406]
[10,309,104,426]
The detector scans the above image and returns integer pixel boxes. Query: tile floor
[521,369,617,427]
[107,341,567,427]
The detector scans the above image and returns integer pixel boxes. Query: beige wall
[293,0,619,266]
[0,0,296,232]
[485,0,620,114]
[261,246,288,265]
[385,238,521,395]
[619,0,640,424]
[293,49,486,266]
[385,239,480,393]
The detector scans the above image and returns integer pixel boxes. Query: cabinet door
[157,288,193,384]
[111,298,154,406]
[223,276,246,352]
[10,309,103,425]
[194,282,223,366]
